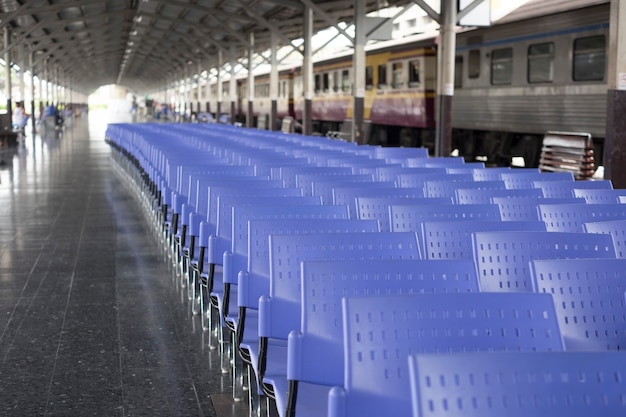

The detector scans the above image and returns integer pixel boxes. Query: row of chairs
[105,122,626,417]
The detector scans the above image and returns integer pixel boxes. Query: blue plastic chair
[375,166,446,183]
[574,188,626,204]
[296,173,373,197]
[539,203,626,232]
[311,177,379,205]
[532,179,613,198]
[397,173,472,190]
[530,258,626,351]
[493,197,586,221]
[424,179,505,200]
[257,232,421,414]
[329,292,564,417]
[456,187,543,204]
[405,156,465,168]
[422,220,546,260]
[583,219,626,258]
[472,231,616,292]
[409,351,626,417]
[355,196,452,232]
[331,182,397,218]
[285,259,479,417]
[500,171,574,189]
[390,203,501,256]
[236,219,379,413]
[471,166,519,181]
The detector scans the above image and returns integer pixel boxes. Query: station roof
[0,0,412,95]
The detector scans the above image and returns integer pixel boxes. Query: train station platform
[0,113,242,416]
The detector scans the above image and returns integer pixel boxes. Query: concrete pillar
[352,0,366,144]
[4,27,12,117]
[302,4,314,135]
[604,0,626,188]
[217,49,223,120]
[229,46,237,124]
[434,0,457,157]
[270,31,279,131]
[247,33,255,128]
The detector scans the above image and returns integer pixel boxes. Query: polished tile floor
[0,111,246,416]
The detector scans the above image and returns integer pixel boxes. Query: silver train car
[206,0,610,168]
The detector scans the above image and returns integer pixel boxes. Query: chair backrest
[409,351,626,417]
[355,196,452,232]
[311,177,378,205]
[539,203,626,232]
[583,219,626,258]
[279,166,353,188]
[574,188,626,204]
[530,258,626,350]
[395,171,451,189]
[424,180,505,200]
[390,203,501,255]
[471,166,517,181]
[330,292,563,417]
[422,220,546,260]
[292,259,479,387]
[456,187,543,204]
[500,171,574,189]
[331,182,397,218]
[232,205,350,289]
[472,231,616,292]
[533,179,613,198]
[296,173,373,197]
[494,197,585,222]
[264,232,421,340]
[375,166,445,183]
[405,156,465,167]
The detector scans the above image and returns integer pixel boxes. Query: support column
[604,0,626,188]
[18,44,25,103]
[247,33,255,128]
[302,4,314,135]
[197,62,202,115]
[352,0,366,144]
[229,46,237,124]
[29,49,36,132]
[4,27,12,117]
[270,31,279,131]
[217,50,223,120]
[434,0,457,157]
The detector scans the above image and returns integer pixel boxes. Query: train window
[573,35,606,81]
[392,62,404,88]
[377,64,387,88]
[491,47,513,85]
[341,69,350,93]
[365,66,373,90]
[528,42,554,83]
[333,71,340,92]
[455,56,463,88]
[323,73,330,92]
[408,60,420,87]
[314,74,321,93]
[468,49,480,79]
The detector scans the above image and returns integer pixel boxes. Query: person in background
[12,101,29,135]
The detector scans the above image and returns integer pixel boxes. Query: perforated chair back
[293,259,479,387]
[456,187,543,204]
[494,197,585,221]
[375,166,445,183]
[531,258,626,350]
[330,292,563,417]
[574,188,626,204]
[422,220,546,260]
[500,171,574,189]
[356,196,452,232]
[533,179,613,198]
[265,232,421,340]
[331,182,397,218]
[390,203,501,255]
[539,203,626,232]
[409,351,626,417]
[241,219,378,310]
[405,156,465,168]
[472,231,616,292]
[584,219,626,258]
[424,180,505,200]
